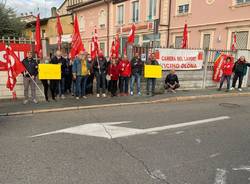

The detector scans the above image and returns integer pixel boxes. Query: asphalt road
[1,97,250,184]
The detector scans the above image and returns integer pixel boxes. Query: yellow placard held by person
[144,65,162,78]
[38,64,61,80]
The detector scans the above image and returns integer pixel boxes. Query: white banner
[155,48,204,70]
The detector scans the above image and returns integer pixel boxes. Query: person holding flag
[22,51,38,104]
[93,50,108,98]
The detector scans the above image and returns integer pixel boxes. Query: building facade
[169,0,250,50]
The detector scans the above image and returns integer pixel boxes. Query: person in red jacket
[118,55,131,96]
[108,57,119,97]
[218,56,234,92]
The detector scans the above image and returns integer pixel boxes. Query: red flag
[115,34,120,58]
[213,52,224,82]
[93,26,99,54]
[127,24,136,44]
[181,23,188,49]
[231,33,237,51]
[35,14,42,58]
[70,16,85,59]
[5,47,26,91]
[110,40,116,58]
[56,13,63,50]
[91,36,97,59]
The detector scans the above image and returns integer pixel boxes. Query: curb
[2,92,250,117]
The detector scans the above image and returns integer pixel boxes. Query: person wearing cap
[218,56,234,92]
[93,50,108,98]
[22,51,38,104]
[72,51,90,99]
[165,69,180,93]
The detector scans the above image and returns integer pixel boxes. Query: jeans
[219,75,231,90]
[86,73,94,94]
[71,80,76,96]
[130,73,141,94]
[76,75,88,97]
[232,72,244,89]
[120,76,129,94]
[59,77,65,96]
[23,77,36,100]
[147,78,156,95]
[95,72,106,94]
[110,80,118,96]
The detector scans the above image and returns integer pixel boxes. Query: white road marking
[151,169,167,180]
[29,116,230,139]
[175,131,184,134]
[214,168,227,184]
[210,153,221,158]
[195,138,201,144]
[233,166,250,172]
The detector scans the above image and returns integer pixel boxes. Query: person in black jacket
[231,56,250,91]
[130,52,143,96]
[22,51,38,104]
[93,50,108,98]
[50,50,66,100]
[165,69,180,93]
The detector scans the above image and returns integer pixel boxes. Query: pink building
[169,0,250,50]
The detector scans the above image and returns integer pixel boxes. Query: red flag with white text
[35,14,42,58]
[127,24,136,44]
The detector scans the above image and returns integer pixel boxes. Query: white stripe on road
[214,168,227,184]
[233,166,250,172]
[29,116,230,139]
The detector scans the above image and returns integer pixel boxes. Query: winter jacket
[131,57,143,75]
[222,61,234,76]
[22,57,38,77]
[118,60,131,77]
[51,56,67,77]
[93,56,108,74]
[165,74,179,85]
[72,58,90,76]
[108,64,119,80]
[233,60,250,76]
[147,59,159,65]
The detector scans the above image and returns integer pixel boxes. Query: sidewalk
[1,88,250,116]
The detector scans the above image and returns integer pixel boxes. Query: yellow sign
[144,65,162,78]
[38,64,61,80]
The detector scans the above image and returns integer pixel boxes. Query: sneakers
[83,96,87,99]
[238,88,242,92]
[97,94,100,98]
[76,97,80,100]
[102,93,106,98]
[61,95,66,99]
[23,100,28,105]
[138,92,142,96]
[230,87,235,91]
[33,99,38,104]
[130,91,134,96]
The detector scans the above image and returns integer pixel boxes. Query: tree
[0,2,25,37]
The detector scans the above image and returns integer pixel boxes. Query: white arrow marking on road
[30,116,230,139]
[214,168,227,184]
[233,166,250,172]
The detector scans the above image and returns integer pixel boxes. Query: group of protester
[21,49,249,104]
[218,56,250,92]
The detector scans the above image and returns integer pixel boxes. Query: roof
[58,0,68,11]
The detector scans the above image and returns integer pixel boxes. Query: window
[100,42,105,54]
[132,1,139,23]
[99,10,106,28]
[202,34,211,49]
[178,4,189,14]
[148,0,157,20]
[236,0,250,5]
[79,16,85,32]
[231,31,249,49]
[175,36,183,48]
[117,4,124,25]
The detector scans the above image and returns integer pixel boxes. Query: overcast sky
[6,0,64,18]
